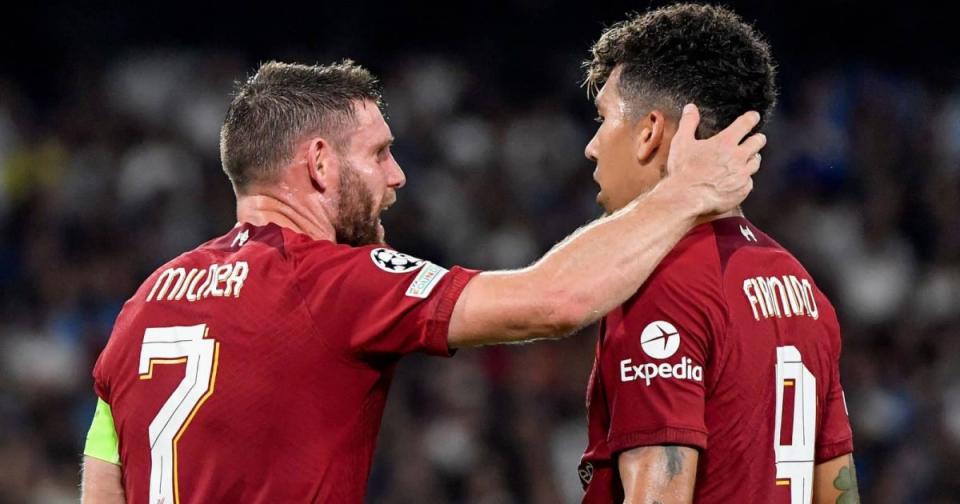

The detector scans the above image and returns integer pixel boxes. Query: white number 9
[774,345,817,504]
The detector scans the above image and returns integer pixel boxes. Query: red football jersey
[579,216,853,504]
[92,223,478,503]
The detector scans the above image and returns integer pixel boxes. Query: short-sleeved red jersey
[580,216,853,504]
[92,223,478,503]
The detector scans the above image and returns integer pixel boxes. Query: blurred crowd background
[1,1,958,503]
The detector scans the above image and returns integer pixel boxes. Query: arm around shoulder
[446,106,765,349]
[446,184,701,349]
[446,267,588,348]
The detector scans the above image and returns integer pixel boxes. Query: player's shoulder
[279,228,449,300]
[175,222,357,272]
[643,218,729,291]
[709,216,815,281]
[709,216,799,267]
[279,228,422,275]
[615,220,730,343]
[630,216,781,309]
[621,220,729,322]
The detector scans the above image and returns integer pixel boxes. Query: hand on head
[663,104,766,215]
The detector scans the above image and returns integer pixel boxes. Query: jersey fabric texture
[580,216,853,504]
[91,223,478,503]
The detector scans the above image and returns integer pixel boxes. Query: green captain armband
[84,397,120,465]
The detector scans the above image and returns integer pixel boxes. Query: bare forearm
[620,445,698,504]
[814,453,860,504]
[530,183,698,325]
[81,456,125,504]
[449,184,697,347]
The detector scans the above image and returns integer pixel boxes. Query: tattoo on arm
[663,446,685,481]
[833,454,860,504]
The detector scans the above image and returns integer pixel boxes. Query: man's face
[584,67,667,214]
[331,100,406,246]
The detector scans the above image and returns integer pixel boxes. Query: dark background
[0,1,957,502]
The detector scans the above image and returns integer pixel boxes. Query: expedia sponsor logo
[622,320,703,385]
[640,321,680,359]
[619,357,703,385]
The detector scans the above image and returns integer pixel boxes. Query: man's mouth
[380,193,397,214]
[376,202,391,236]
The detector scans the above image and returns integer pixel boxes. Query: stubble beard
[334,160,383,247]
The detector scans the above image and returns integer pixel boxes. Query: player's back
[92,223,474,503]
[699,217,853,502]
[580,216,853,504]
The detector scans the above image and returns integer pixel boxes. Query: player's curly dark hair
[584,3,777,137]
[220,60,383,193]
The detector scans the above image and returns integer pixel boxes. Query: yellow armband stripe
[84,398,120,465]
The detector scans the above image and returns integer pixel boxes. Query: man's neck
[693,207,744,228]
[236,193,337,242]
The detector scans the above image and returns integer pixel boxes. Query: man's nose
[584,135,598,162]
[387,158,406,188]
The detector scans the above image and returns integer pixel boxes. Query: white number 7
[139,324,219,504]
[774,345,817,504]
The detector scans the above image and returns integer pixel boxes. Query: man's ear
[305,136,339,193]
[635,110,668,163]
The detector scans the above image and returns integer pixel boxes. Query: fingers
[738,132,767,160]
[744,152,762,176]
[710,174,755,215]
[715,110,761,145]
[737,176,755,202]
[674,104,701,143]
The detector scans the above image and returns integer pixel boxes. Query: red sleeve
[816,332,854,462]
[92,352,109,401]
[604,275,725,454]
[296,244,480,360]
[91,322,121,402]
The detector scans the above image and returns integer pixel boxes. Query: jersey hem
[815,437,854,463]
[607,426,708,454]
[424,267,478,357]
